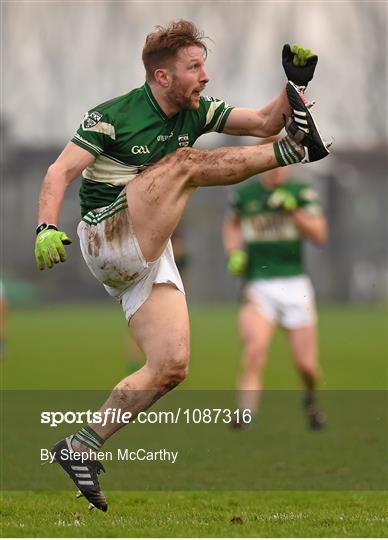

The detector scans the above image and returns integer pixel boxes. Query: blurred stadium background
[1,1,387,305]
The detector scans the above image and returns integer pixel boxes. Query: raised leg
[126,144,279,261]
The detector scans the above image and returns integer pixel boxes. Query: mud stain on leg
[104,207,131,246]
[87,225,101,257]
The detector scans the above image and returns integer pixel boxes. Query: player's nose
[200,67,210,84]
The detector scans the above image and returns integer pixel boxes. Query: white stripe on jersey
[204,100,224,131]
[83,154,138,186]
[82,120,116,140]
[73,134,103,155]
[214,107,232,132]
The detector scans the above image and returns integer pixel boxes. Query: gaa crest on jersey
[178,133,189,147]
[83,111,103,129]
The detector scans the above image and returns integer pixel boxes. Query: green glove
[291,44,317,66]
[35,228,72,270]
[227,250,248,277]
[282,43,318,87]
[268,188,298,212]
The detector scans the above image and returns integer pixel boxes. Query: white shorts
[243,275,316,329]
[77,197,184,322]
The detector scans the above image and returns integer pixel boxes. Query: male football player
[224,149,327,429]
[35,20,330,510]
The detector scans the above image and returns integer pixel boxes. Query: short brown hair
[142,20,208,81]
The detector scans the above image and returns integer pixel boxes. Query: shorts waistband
[82,194,128,225]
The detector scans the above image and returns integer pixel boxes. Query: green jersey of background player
[224,153,327,429]
[230,176,322,279]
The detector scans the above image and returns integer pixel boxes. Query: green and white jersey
[71,83,234,216]
[231,178,322,279]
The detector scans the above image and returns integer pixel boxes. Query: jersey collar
[143,82,167,120]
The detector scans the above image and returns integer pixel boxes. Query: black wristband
[36,223,58,235]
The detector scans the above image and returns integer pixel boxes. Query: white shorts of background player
[243,275,316,329]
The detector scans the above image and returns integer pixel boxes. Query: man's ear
[154,68,170,88]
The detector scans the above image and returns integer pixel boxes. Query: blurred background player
[223,139,327,429]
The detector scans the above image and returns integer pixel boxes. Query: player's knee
[245,342,267,369]
[169,147,201,182]
[160,350,190,388]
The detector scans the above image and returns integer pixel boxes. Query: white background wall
[3,1,387,148]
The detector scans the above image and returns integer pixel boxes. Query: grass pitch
[2,491,387,537]
[1,303,387,537]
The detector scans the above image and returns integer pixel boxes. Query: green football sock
[73,425,104,451]
[273,137,304,166]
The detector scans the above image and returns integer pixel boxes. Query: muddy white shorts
[77,193,184,322]
[243,275,316,329]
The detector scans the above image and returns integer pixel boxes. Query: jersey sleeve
[297,185,323,215]
[71,109,116,157]
[198,96,234,134]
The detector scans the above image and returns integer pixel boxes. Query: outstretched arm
[222,88,289,138]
